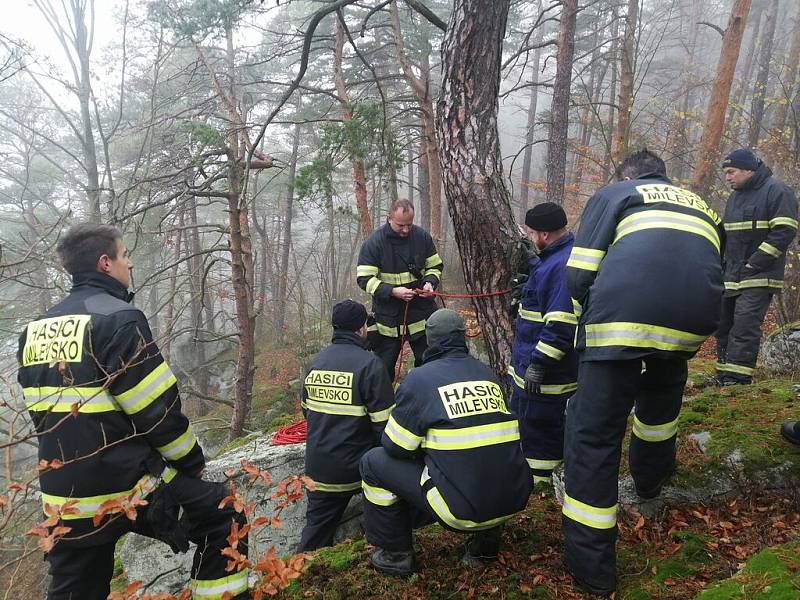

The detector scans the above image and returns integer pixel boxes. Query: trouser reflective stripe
[299,489,358,551]
[191,570,249,599]
[564,357,686,591]
[716,288,772,382]
[359,447,435,552]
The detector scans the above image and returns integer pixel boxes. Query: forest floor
[273,357,800,600]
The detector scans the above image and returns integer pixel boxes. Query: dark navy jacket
[567,173,724,361]
[381,336,532,531]
[302,330,395,492]
[509,233,578,396]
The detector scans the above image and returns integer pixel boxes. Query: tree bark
[747,0,778,148]
[727,4,762,145]
[545,0,578,205]
[436,0,523,378]
[418,131,431,229]
[690,0,753,201]
[610,0,639,167]
[603,6,620,179]
[518,0,544,222]
[275,121,300,343]
[771,7,800,135]
[668,0,700,180]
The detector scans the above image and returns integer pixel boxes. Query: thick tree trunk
[436,0,523,377]
[690,0,753,201]
[610,0,639,167]
[747,0,778,148]
[545,0,578,205]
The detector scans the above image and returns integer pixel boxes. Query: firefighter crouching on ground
[359,309,532,576]
[356,199,443,381]
[563,150,724,596]
[299,299,395,550]
[17,224,248,600]
[715,148,799,386]
[508,202,578,485]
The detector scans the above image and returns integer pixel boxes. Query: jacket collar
[739,163,772,191]
[539,231,574,258]
[71,272,134,303]
[331,329,366,348]
[383,221,414,240]
[422,334,469,363]
[634,171,672,183]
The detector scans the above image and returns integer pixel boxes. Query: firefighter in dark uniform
[356,199,443,381]
[299,299,395,550]
[17,224,248,600]
[508,203,577,485]
[563,150,724,595]
[715,149,798,385]
[359,309,532,576]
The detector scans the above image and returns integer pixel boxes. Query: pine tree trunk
[747,0,779,148]
[519,0,544,222]
[611,0,639,167]
[276,121,300,343]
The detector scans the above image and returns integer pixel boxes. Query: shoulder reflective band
[527,458,562,471]
[369,404,395,423]
[724,220,769,231]
[423,421,520,450]
[362,482,399,506]
[584,322,706,352]
[301,398,367,417]
[757,242,781,257]
[566,247,606,272]
[632,414,678,442]
[716,362,755,376]
[769,217,798,229]
[519,308,544,322]
[535,341,565,360]
[724,279,783,291]
[425,486,514,531]
[190,569,249,599]
[312,480,362,493]
[23,386,119,413]
[356,265,380,278]
[614,210,720,252]
[22,314,91,366]
[506,366,577,395]
[544,311,578,325]
[384,415,423,451]
[114,362,177,415]
[156,426,198,461]
[562,493,617,530]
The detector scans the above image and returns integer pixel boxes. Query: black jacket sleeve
[360,357,396,441]
[747,183,799,271]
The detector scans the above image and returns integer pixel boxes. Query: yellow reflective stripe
[301,399,367,417]
[381,271,418,285]
[423,421,519,451]
[156,427,198,461]
[191,569,249,599]
[519,308,544,322]
[362,482,399,506]
[533,475,551,485]
[423,268,442,279]
[420,465,431,485]
[114,362,177,415]
[507,366,576,395]
[571,298,583,317]
[407,319,427,336]
[384,415,423,451]
[585,322,706,352]
[41,468,174,520]
[724,279,783,290]
[313,480,362,493]
[426,486,514,531]
[527,458,562,470]
[357,265,380,277]
[724,220,770,231]
[632,414,678,442]
[425,253,442,268]
[374,322,399,337]
[535,341,565,360]
[544,311,578,325]
[614,210,720,252]
[770,217,798,229]
[567,247,606,272]
[23,386,119,413]
[757,242,781,257]
[369,404,395,423]
[562,493,617,530]
[717,362,755,376]
[365,277,382,295]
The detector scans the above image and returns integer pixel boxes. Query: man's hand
[417,282,435,298]
[524,363,546,395]
[391,286,416,301]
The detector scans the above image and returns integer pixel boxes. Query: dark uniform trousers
[299,491,358,551]
[563,358,687,591]
[45,472,248,600]
[513,390,570,483]
[371,333,428,383]
[716,288,772,383]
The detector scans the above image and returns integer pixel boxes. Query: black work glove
[147,484,190,554]
[524,363,546,395]
[508,273,529,318]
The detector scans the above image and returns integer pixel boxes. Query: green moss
[312,538,368,572]
[696,542,800,599]
[110,536,129,593]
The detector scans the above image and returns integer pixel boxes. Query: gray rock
[689,431,712,454]
[760,322,800,372]
[120,435,364,595]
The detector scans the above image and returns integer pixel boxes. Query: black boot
[634,465,676,500]
[781,421,800,446]
[462,526,502,565]
[370,547,416,577]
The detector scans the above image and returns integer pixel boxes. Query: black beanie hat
[525,202,567,232]
[331,299,368,331]
[722,149,759,171]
